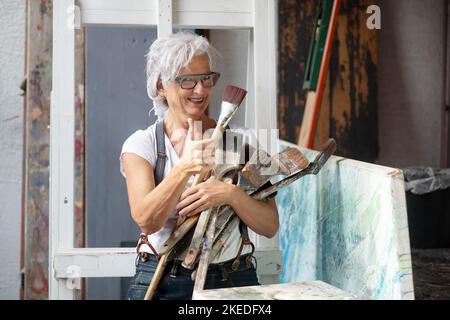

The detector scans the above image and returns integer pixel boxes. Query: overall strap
[230,220,255,271]
[137,120,166,261]
[154,120,167,186]
[155,122,229,185]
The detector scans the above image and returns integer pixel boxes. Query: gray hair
[146,31,218,120]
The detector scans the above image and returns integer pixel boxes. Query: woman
[121,31,279,300]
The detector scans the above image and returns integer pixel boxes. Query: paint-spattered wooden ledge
[193,281,357,300]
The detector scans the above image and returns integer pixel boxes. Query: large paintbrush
[252,138,337,201]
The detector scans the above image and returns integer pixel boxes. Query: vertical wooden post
[25,0,85,300]
[24,0,53,300]
[245,29,255,129]
[49,0,75,300]
[157,0,173,38]
[74,23,86,301]
[252,0,277,132]
[249,0,280,285]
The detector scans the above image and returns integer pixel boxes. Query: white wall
[0,0,25,299]
[377,0,447,168]
[209,29,249,127]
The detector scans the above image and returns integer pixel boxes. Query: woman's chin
[185,105,207,118]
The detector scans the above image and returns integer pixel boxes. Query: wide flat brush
[241,147,310,192]
[251,138,337,201]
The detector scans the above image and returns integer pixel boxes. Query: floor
[411,249,450,300]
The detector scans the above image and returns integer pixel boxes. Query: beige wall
[377,0,447,168]
[209,29,250,127]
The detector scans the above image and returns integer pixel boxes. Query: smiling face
[159,55,213,121]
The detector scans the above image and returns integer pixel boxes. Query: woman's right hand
[178,118,216,174]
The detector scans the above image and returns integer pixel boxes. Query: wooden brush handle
[193,171,206,185]
[174,172,205,229]
[143,212,200,300]
[144,254,168,300]
[174,128,218,229]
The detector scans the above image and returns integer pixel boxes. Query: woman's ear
[157,79,165,97]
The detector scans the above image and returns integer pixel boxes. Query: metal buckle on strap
[169,261,181,278]
[230,235,255,271]
[219,264,228,282]
[136,233,160,262]
[245,255,254,269]
[138,252,149,262]
[231,259,240,271]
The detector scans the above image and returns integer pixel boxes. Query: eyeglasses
[174,72,221,90]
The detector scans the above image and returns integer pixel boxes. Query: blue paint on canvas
[276,141,414,300]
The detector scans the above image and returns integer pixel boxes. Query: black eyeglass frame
[174,72,221,89]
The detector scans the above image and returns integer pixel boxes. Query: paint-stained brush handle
[182,171,237,269]
[311,138,337,174]
[175,175,204,229]
[193,207,219,292]
[252,138,337,201]
[144,254,168,300]
[159,214,200,255]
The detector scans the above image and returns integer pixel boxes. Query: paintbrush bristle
[312,138,337,171]
[275,148,310,175]
[222,85,247,106]
[324,138,337,153]
[213,85,248,140]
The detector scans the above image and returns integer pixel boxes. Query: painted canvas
[276,140,414,300]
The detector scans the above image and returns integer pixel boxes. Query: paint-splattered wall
[25,0,52,300]
[278,0,378,162]
[24,0,84,299]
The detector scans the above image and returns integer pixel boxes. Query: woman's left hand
[176,177,236,217]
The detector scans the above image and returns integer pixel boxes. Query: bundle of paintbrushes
[143,85,338,300]
[189,138,337,296]
[144,85,247,300]
[183,145,308,271]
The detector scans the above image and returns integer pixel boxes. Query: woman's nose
[193,80,209,94]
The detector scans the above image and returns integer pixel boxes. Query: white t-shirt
[120,122,258,263]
